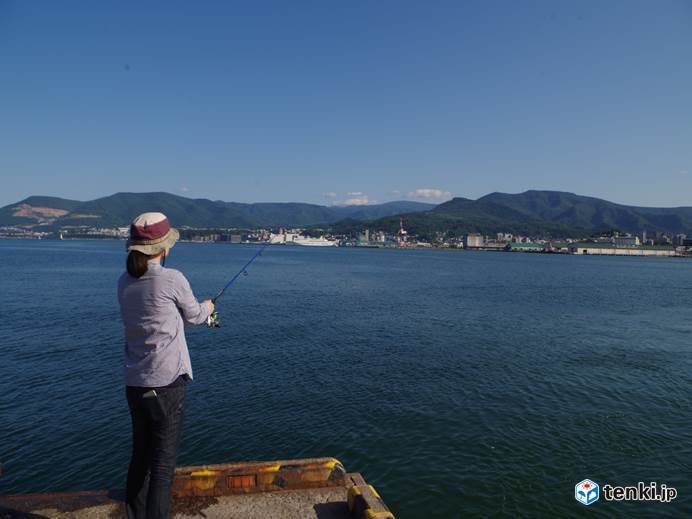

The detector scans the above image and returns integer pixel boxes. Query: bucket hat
[126,212,179,255]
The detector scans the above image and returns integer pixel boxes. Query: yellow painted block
[364,510,395,519]
[368,485,381,499]
[301,470,330,482]
[190,469,220,491]
[190,469,219,477]
[323,458,341,470]
[347,485,361,511]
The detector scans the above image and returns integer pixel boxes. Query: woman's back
[119,261,210,387]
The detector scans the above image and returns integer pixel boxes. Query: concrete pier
[0,458,395,519]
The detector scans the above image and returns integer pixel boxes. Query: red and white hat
[126,212,179,255]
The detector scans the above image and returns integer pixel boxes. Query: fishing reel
[207,310,221,328]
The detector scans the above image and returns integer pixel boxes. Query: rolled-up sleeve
[172,272,211,325]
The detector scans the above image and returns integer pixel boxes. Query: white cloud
[326,190,375,206]
[407,188,452,201]
[179,186,190,193]
[334,195,372,206]
[336,197,370,206]
[679,170,689,176]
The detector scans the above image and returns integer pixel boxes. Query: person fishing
[117,212,214,519]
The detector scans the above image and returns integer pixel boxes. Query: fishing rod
[207,244,268,327]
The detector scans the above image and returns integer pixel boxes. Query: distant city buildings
[2,222,691,257]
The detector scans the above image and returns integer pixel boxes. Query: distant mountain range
[3,190,692,238]
[0,192,434,229]
[333,190,692,238]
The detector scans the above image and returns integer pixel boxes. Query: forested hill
[0,192,434,228]
[330,190,692,238]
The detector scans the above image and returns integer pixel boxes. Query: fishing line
[207,244,268,327]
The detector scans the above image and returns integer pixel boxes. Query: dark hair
[127,251,151,278]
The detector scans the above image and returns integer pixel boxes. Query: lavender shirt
[118,261,211,387]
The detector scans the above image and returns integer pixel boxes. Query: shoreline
[0,236,688,258]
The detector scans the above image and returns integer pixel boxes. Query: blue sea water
[1,239,692,518]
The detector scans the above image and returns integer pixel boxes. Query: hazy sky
[1,1,691,208]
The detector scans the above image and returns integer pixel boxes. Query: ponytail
[127,251,151,278]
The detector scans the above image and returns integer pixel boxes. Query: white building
[464,234,484,248]
[568,243,676,256]
[613,236,640,247]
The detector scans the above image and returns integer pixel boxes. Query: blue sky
[1,1,691,208]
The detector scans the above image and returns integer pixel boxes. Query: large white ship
[268,231,338,247]
[293,236,338,247]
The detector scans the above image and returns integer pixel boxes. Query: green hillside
[332,190,692,239]
[0,196,82,226]
[0,192,434,228]
[478,191,692,234]
[68,192,254,228]
[332,198,580,239]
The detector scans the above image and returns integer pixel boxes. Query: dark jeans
[125,384,185,519]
